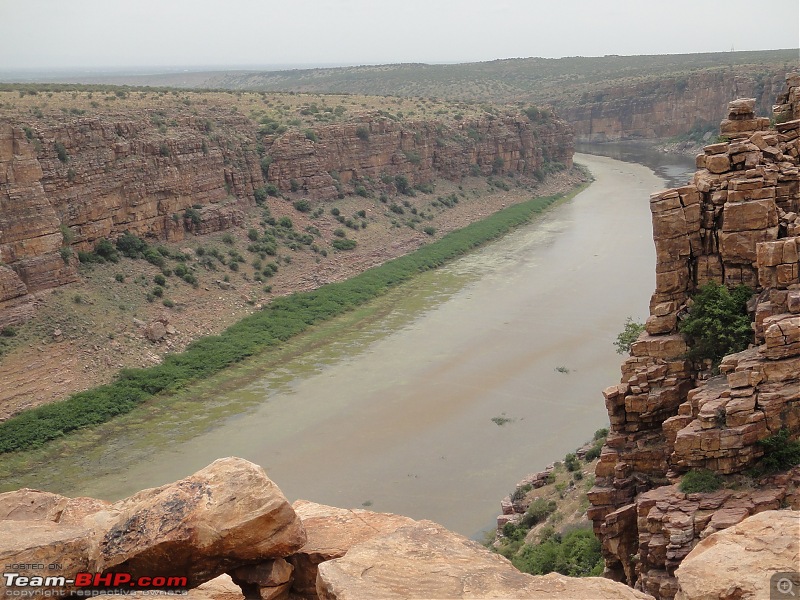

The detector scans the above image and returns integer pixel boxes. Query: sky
[1,0,798,72]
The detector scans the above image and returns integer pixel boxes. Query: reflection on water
[577,141,696,189]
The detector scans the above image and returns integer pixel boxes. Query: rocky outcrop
[0,105,572,327]
[0,459,659,600]
[287,500,417,600]
[674,510,800,600]
[588,73,800,600]
[563,68,787,141]
[316,521,652,600]
[0,458,305,595]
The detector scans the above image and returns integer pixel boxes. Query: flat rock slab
[316,521,652,599]
[675,510,800,600]
[289,500,417,599]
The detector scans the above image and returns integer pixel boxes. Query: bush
[290,179,300,192]
[614,317,645,355]
[679,282,753,366]
[1,326,17,338]
[254,187,268,205]
[423,226,436,236]
[679,469,722,493]
[94,238,119,263]
[754,429,800,474]
[54,141,68,162]
[394,175,411,195]
[153,274,166,286]
[162,299,175,308]
[114,273,125,283]
[564,453,580,472]
[331,238,357,251]
[512,526,603,577]
[260,156,272,178]
[116,232,147,258]
[355,126,370,141]
[278,216,293,229]
[293,200,311,213]
[304,129,318,142]
[265,183,280,197]
[143,248,165,268]
[521,498,557,528]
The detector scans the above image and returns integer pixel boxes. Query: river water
[8,151,693,539]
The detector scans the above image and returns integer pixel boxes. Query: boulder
[288,500,416,599]
[90,457,306,587]
[675,510,800,600]
[316,521,652,599]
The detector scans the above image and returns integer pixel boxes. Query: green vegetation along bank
[0,185,587,455]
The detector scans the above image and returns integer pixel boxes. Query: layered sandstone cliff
[589,73,800,600]
[562,68,789,141]
[0,102,572,328]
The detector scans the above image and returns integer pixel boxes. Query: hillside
[0,86,577,414]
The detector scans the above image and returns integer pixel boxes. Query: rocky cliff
[564,68,788,141]
[0,97,572,328]
[589,73,800,600]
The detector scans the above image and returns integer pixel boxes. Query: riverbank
[0,153,666,538]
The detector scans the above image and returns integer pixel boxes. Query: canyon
[0,92,572,330]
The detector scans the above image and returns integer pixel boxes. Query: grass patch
[0,187,583,454]
[679,469,722,493]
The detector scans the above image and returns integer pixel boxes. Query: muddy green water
[6,153,666,539]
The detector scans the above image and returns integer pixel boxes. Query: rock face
[674,510,800,600]
[0,458,305,595]
[288,500,417,600]
[562,68,787,142]
[0,460,661,600]
[315,521,652,600]
[0,107,572,327]
[589,73,800,600]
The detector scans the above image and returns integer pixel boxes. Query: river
[6,151,693,539]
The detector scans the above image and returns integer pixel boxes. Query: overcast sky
[1,0,798,71]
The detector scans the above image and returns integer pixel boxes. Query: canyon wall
[562,68,788,141]
[0,108,572,328]
[589,74,800,600]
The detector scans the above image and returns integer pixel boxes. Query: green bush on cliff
[679,282,753,366]
[0,189,580,454]
[613,317,645,355]
[679,469,722,493]
[753,429,800,474]
[512,526,603,577]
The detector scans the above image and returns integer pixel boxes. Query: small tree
[679,282,752,366]
[614,317,645,355]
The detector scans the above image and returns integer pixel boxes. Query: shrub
[265,183,280,197]
[94,238,119,263]
[679,282,753,366]
[521,498,557,528]
[143,248,165,268]
[754,429,800,474]
[114,273,125,283]
[278,216,293,229]
[254,187,268,205]
[1,326,17,338]
[222,233,234,245]
[247,228,259,241]
[492,156,505,173]
[183,207,202,225]
[162,299,175,308]
[614,317,645,355]
[394,175,411,195]
[153,274,166,286]
[332,238,357,251]
[116,232,147,258]
[304,129,318,142]
[512,526,603,577]
[293,200,311,213]
[423,226,436,236]
[564,453,580,472]
[54,141,68,162]
[290,179,300,192]
[679,469,722,493]
[59,247,72,263]
[354,185,368,197]
[333,228,346,238]
[355,126,370,141]
[260,156,273,175]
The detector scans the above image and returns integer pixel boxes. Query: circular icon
[778,577,796,596]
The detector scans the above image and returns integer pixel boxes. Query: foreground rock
[288,500,417,599]
[674,510,800,600]
[316,521,652,599]
[0,458,305,593]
